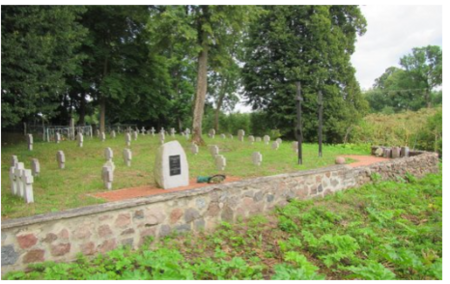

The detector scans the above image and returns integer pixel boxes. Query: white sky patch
[352,5,442,90]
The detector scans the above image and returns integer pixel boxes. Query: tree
[1,6,87,128]
[399,45,442,108]
[242,5,368,142]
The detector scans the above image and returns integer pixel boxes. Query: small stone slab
[374,147,384,157]
[100,132,106,142]
[111,130,116,139]
[276,138,282,144]
[11,155,18,167]
[263,135,270,144]
[255,137,262,142]
[105,147,113,161]
[191,144,199,155]
[123,149,132,167]
[13,162,25,197]
[401,146,410,158]
[209,145,219,157]
[102,161,115,190]
[22,169,34,203]
[125,133,131,147]
[391,147,401,159]
[170,128,176,137]
[31,159,40,177]
[154,140,189,190]
[132,131,138,141]
[215,155,226,171]
[55,133,61,144]
[221,134,226,139]
[272,141,279,150]
[383,148,392,158]
[248,135,255,144]
[56,151,65,169]
[77,133,84,147]
[27,134,33,151]
[252,152,262,166]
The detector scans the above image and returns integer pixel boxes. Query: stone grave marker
[123,149,132,167]
[102,161,115,190]
[55,132,61,144]
[272,141,279,150]
[276,138,282,144]
[96,129,101,138]
[133,131,138,141]
[191,143,199,155]
[125,133,131,147]
[56,151,65,169]
[22,169,34,203]
[237,129,245,141]
[69,118,75,140]
[383,148,391,158]
[31,158,40,177]
[105,147,113,161]
[391,147,401,159]
[215,155,226,171]
[150,127,156,136]
[263,135,270,144]
[208,129,216,138]
[9,166,17,195]
[185,128,191,135]
[209,145,219,157]
[77,132,84,147]
[141,127,146,136]
[221,134,226,139]
[255,137,262,142]
[154,140,189,189]
[248,135,255,144]
[27,134,33,151]
[159,131,165,144]
[374,147,384,157]
[111,130,116,139]
[252,152,262,166]
[401,146,409,158]
[100,132,106,142]
[11,155,18,167]
[228,134,233,139]
[170,128,176,137]
[14,162,25,197]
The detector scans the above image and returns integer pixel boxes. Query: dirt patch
[343,155,390,168]
[90,176,242,202]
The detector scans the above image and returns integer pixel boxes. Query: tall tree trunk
[214,78,228,132]
[425,89,431,108]
[100,58,108,133]
[78,94,86,126]
[191,46,208,145]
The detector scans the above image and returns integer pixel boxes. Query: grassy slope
[3,172,442,280]
[1,134,367,219]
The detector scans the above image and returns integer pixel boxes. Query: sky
[234,4,443,112]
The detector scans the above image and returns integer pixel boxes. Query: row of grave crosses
[9,155,37,203]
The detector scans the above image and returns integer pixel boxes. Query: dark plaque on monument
[169,155,181,176]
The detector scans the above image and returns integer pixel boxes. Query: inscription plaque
[169,155,181,176]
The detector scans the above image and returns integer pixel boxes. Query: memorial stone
[276,138,282,144]
[272,141,279,150]
[263,135,270,144]
[105,147,113,161]
[401,146,410,158]
[101,132,106,142]
[56,151,65,169]
[221,134,226,139]
[154,140,189,189]
[102,161,114,190]
[191,144,199,155]
[123,149,132,167]
[125,133,131,147]
[255,137,262,142]
[141,127,146,135]
[23,169,34,203]
[208,129,216,138]
[27,134,33,151]
[14,162,25,197]
[77,132,84,147]
[132,131,138,141]
[150,127,156,136]
[31,158,40,177]
[248,135,255,144]
[252,152,262,166]
[228,134,233,139]
[374,147,384,157]
[391,147,401,159]
[111,130,116,139]
[215,155,226,171]
[9,166,18,195]
[56,132,61,144]
[11,155,18,167]
[170,128,176,137]
[237,129,245,141]
[383,148,392,158]
[292,141,298,151]
[210,145,219,157]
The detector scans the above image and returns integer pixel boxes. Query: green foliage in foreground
[3,172,441,280]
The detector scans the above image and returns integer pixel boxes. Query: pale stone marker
[123,149,132,167]
[141,127,146,135]
[102,161,115,190]
[27,134,33,151]
[221,134,226,139]
[191,143,199,155]
[391,147,401,159]
[132,131,138,141]
[209,129,216,138]
[255,137,262,142]
[249,135,255,144]
[228,134,233,139]
[215,155,226,171]
[272,141,279,150]
[263,135,270,144]
[125,133,131,147]
[210,145,219,157]
[105,147,113,161]
[252,152,262,166]
[276,138,282,144]
[55,132,61,144]
[383,148,391,158]
[237,129,245,141]
[77,132,84,147]
[14,162,25,197]
[185,128,191,135]
[170,128,176,137]
[11,155,18,167]
[56,151,65,169]
[159,131,165,144]
[96,129,101,138]
[9,164,19,195]
[401,146,410,158]
[22,169,34,203]
[374,147,384,157]
[154,140,189,189]
[111,130,116,139]
[100,132,106,142]
[31,159,40,177]
[150,127,156,136]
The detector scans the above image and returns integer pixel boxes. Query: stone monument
[154,140,189,190]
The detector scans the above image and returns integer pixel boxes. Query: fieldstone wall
[1,152,439,275]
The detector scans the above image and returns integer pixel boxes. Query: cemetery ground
[2,170,442,280]
[2,134,368,219]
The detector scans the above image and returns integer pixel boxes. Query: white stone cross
[105,147,113,161]
[27,134,33,151]
[9,166,18,195]
[215,155,226,171]
[170,128,176,137]
[77,132,84,147]
[55,132,61,144]
[125,133,131,147]
[56,150,65,169]
[31,158,40,177]
[11,155,18,167]
[252,152,263,166]
[150,127,156,136]
[14,162,25,197]
[123,149,132,167]
[22,169,34,203]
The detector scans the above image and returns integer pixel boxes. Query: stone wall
[1,152,439,275]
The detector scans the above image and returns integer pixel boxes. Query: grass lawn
[3,172,442,280]
[1,133,368,219]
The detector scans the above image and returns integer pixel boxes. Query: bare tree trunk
[214,78,227,132]
[100,58,108,133]
[191,47,208,145]
[425,89,431,108]
[78,94,86,126]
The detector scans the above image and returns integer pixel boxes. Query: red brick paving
[91,155,388,202]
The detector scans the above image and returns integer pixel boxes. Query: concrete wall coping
[1,164,348,230]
